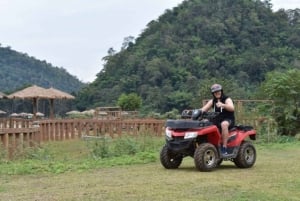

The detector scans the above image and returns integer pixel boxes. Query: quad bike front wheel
[160,144,183,169]
[194,143,218,172]
[233,141,256,168]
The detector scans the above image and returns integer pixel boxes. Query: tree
[117,93,142,111]
[260,69,300,136]
[121,36,135,50]
[75,0,300,115]
[166,91,193,112]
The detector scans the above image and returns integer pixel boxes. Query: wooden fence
[37,118,165,141]
[0,115,275,158]
[0,118,165,158]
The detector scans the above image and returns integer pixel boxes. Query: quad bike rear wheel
[160,144,183,169]
[194,143,218,171]
[233,141,256,168]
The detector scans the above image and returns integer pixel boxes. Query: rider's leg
[221,120,230,149]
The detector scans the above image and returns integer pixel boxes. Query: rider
[200,84,235,154]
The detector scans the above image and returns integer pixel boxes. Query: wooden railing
[0,116,274,158]
[37,118,165,141]
[0,118,165,158]
[0,118,32,129]
[0,128,40,158]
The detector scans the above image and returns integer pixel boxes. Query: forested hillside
[76,0,299,113]
[0,46,85,94]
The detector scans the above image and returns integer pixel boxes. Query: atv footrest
[221,152,235,159]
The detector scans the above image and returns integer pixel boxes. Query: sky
[0,0,299,83]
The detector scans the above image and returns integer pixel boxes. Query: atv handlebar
[181,110,193,119]
[202,111,220,121]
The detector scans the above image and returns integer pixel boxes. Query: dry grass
[0,142,299,201]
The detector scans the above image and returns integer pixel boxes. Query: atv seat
[235,125,254,131]
[229,127,237,131]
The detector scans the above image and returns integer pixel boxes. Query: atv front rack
[166,119,213,129]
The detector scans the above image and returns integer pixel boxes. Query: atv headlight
[165,127,173,140]
[184,132,197,139]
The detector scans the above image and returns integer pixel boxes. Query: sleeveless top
[212,95,235,121]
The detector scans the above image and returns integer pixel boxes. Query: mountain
[77,0,300,113]
[0,45,85,94]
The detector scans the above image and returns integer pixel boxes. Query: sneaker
[221,146,228,155]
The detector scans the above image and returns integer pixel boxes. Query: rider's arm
[201,99,213,112]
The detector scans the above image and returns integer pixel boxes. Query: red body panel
[227,130,256,147]
[169,126,256,147]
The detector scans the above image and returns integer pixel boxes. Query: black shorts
[216,118,235,129]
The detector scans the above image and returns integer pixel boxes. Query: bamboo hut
[7,85,75,119]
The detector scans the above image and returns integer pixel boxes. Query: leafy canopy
[75,0,300,114]
[117,93,142,111]
[261,69,300,135]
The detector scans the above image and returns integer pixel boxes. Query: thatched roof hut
[7,85,52,99]
[46,87,75,99]
[7,85,75,119]
[46,87,75,118]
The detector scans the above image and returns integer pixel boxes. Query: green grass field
[0,138,299,201]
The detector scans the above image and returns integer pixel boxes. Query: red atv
[160,109,257,171]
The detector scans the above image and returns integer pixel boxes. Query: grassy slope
[0,141,299,201]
